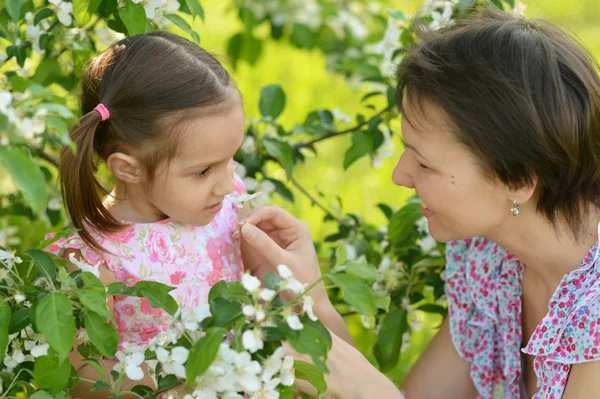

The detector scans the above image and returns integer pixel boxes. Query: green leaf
[262,137,294,179]
[418,303,447,316]
[186,327,223,385]
[6,0,26,21]
[36,292,76,363]
[336,260,377,283]
[209,298,242,326]
[8,308,30,334]
[106,282,134,296]
[0,148,49,214]
[458,0,477,13]
[208,280,227,303]
[185,0,204,20]
[135,281,178,315]
[165,14,200,43]
[294,360,327,394]
[386,9,405,21]
[90,381,112,392]
[412,257,445,269]
[343,131,372,170]
[80,272,106,293]
[0,302,10,364]
[79,289,110,318]
[83,358,108,383]
[83,311,119,358]
[29,392,55,399]
[490,0,504,10]
[259,85,286,119]
[329,273,376,316]
[388,202,423,247]
[34,349,72,394]
[158,374,182,390]
[73,0,103,26]
[119,0,146,35]
[290,24,317,49]
[263,271,283,291]
[373,308,407,372]
[375,295,391,312]
[26,249,57,283]
[287,323,330,373]
[227,32,262,67]
[34,8,55,25]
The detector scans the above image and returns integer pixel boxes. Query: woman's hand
[290,329,405,399]
[234,205,326,303]
[234,205,353,343]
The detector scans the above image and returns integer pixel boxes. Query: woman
[234,7,600,399]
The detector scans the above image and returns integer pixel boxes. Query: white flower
[280,356,294,386]
[242,136,257,153]
[0,91,11,116]
[25,23,46,55]
[53,1,73,26]
[513,0,527,16]
[145,359,159,387]
[344,243,357,261]
[231,351,262,392]
[29,343,49,357]
[429,4,454,31]
[3,349,33,370]
[332,108,352,123]
[166,0,180,13]
[243,304,266,323]
[14,293,26,304]
[156,346,189,378]
[277,265,293,279]
[261,346,285,381]
[179,304,211,331]
[113,350,145,380]
[418,235,439,255]
[0,269,9,282]
[286,314,304,330]
[303,295,318,321]
[242,273,262,294]
[0,249,22,269]
[69,253,100,278]
[242,328,264,353]
[15,117,46,140]
[415,216,429,235]
[250,376,281,399]
[259,288,276,302]
[148,328,180,350]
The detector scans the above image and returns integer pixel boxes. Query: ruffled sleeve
[445,237,523,399]
[44,232,111,273]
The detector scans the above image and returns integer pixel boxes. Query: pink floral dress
[45,177,246,349]
[445,223,600,399]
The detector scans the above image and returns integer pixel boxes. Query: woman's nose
[392,154,415,189]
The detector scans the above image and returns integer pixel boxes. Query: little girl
[44,31,247,395]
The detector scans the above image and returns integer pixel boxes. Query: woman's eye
[418,162,429,170]
[196,167,212,178]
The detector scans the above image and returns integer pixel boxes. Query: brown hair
[396,6,600,239]
[60,31,238,252]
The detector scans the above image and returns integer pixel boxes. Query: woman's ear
[106,152,145,184]
[510,175,538,205]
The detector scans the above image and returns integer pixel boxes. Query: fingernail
[241,222,255,239]
[232,229,240,238]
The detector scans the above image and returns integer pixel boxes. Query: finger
[245,205,300,229]
[240,223,290,265]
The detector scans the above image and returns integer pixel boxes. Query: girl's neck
[487,209,599,291]
[103,180,168,224]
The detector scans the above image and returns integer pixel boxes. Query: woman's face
[392,98,516,242]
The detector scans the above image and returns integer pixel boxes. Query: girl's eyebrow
[405,143,427,160]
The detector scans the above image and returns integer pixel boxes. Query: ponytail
[59,110,125,253]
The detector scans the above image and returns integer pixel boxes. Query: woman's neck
[103,180,167,223]
[487,210,599,291]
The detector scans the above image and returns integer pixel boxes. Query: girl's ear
[106,152,145,184]
[508,175,538,206]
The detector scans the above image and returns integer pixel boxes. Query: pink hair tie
[94,103,110,121]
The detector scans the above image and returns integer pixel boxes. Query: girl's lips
[204,201,223,214]
[421,206,435,217]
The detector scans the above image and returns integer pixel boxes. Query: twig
[36,149,59,167]
[290,176,347,226]
[293,107,392,151]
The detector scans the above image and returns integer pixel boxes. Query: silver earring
[511,200,519,216]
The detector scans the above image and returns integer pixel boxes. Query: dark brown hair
[60,31,238,252]
[396,6,600,239]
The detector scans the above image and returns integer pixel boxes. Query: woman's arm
[402,317,477,399]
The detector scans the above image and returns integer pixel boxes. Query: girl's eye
[418,162,429,170]
[196,167,212,178]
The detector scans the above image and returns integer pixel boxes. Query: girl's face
[148,100,245,226]
[392,98,516,242]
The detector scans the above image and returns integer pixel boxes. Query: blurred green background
[190,0,600,384]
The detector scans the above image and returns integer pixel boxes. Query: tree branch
[36,149,59,167]
[292,107,393,151]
